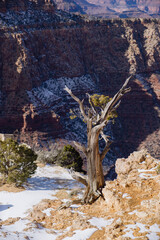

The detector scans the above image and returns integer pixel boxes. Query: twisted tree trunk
[64,76,132,204]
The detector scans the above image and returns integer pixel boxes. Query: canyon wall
[0,0,56,13]
[54,0,160,18]
[0,5,160,158]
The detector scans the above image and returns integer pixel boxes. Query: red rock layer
[0,16,160,157]
[0,0,55,13]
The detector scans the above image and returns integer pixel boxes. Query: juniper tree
[0,139,37,186]
[64,76,132,204]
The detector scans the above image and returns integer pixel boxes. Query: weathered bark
[83,127,104,203]
[64,76,132,204]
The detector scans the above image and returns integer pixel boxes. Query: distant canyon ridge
[0,0,160,160]
[53,0,160,18]
[0,0,160,18]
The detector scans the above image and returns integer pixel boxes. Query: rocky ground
[0,150,159,239]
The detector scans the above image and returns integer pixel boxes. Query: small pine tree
[0,139,37,186]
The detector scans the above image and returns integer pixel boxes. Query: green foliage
[55,144,83,172]
[0,139,37,186]
[69,93,118,122]
[91,94,118,121]
[69,109,77,120]
[156,165,160,174]
[90,94,112,109]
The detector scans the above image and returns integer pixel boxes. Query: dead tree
[64,76,132,204]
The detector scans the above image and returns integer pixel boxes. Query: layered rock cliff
[0,3,160,159]
[54,0,160,18]
[0,0,56,13]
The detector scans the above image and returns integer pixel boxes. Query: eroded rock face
[115,149,157,187]
[103,150,160,239]
[0,0,56,13]
[0,6,160,157]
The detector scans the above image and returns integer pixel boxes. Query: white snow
[149,224,160,233]
[0,190,57,221]
[139,173,157,179]
[0,165,81,221]
[0,165,84,239]
[0,220,59,240]
[122,193,132,199]
[27,75,96,110]
[63,228,97,240]
[146,232,160,240]
[0,165,159,240]
[42,208,53,216]
[30,165,73,180]
[88,217,114,230]
[137,168,157,179]
[123,223,160,240]
[128,210,139,215]
[138,168,156,172]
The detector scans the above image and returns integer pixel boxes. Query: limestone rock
[102,189,122,211]
[28,209,46,222]
[103,152,160,239]
[115,150,158,187]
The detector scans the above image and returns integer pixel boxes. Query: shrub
[36,150,57,164]
[36,144,83,172]
[36,145,61,165]
[55,144,83,172]
[0,139,37,186]
[156,164,160,174]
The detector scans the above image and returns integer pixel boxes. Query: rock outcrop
[103,150,160,239]
[20,150,160,239]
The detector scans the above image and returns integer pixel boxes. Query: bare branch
[64,86,88,121]
[98,76,132,127]
[100,140,112,162]
[69,169,88,186]
[73,141,88,156]
[100,131,110,143]
[113,100,121,110]
[86,93,97,115]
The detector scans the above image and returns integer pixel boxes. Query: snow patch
[63,228,97,240]
[88,217,114,230]
[27,75,96,110]
[139,173,157,179]
[0,165,83,222]
[123,223,160,240]
[138,168,157,179]
[0,190,57,221]
[42,208,53,217]
[128,210,139,215]
[122,193,132,199]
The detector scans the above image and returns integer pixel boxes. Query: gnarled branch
[73,141,88,156]
[86,93,97,116]
[100,76,132,124]
[100,140,112,162]
[64,86,88,121]
[93,76,132,132]
[69,169,88,186]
